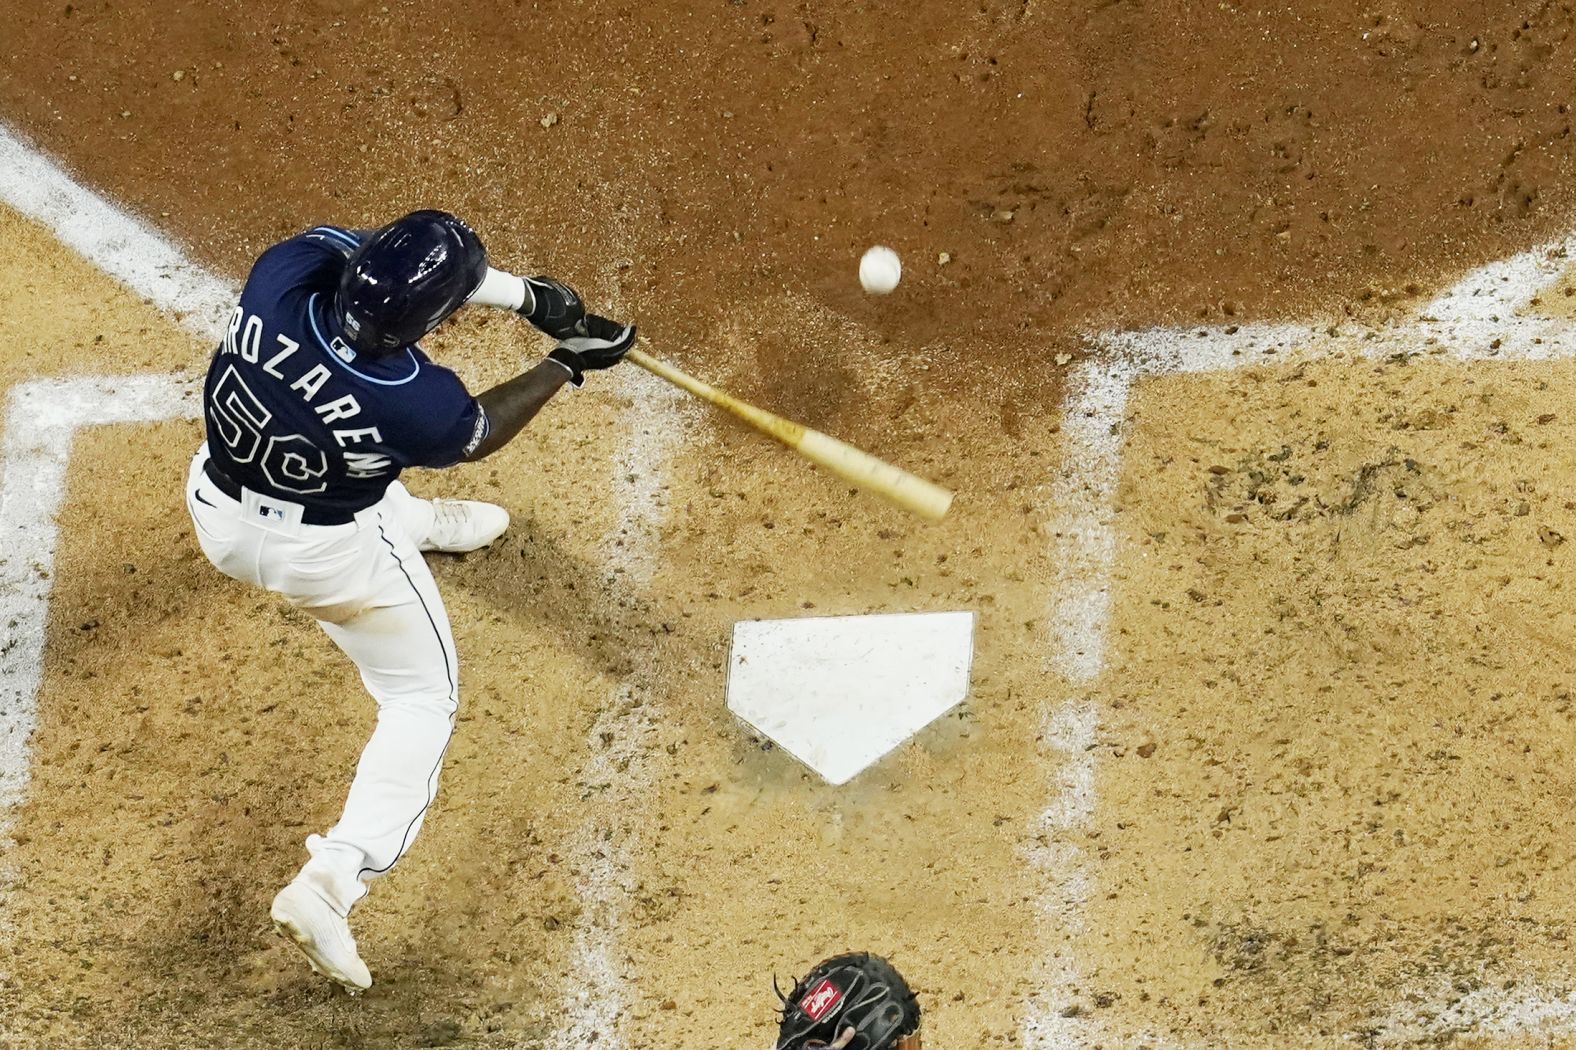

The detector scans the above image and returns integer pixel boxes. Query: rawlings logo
[800,977,843,1021]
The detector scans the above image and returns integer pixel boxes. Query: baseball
[858,245,902,295]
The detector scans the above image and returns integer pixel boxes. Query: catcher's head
[774,953,921,1050]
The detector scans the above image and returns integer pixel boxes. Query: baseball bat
[624,347,954,522]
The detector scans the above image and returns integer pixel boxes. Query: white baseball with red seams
[858,245,901,294]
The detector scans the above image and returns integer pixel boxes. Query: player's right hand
[521,275,587,340]
[547,314,636,386]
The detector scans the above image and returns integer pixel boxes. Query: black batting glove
[547,315,636,386]
[520,276,587,340]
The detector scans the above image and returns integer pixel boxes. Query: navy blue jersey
[202,226,490,514]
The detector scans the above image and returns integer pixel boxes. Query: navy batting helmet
[335,210,488,355]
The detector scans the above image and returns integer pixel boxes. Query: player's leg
[188,451,382,990]
[269,513,460,991]
[381,478,510,553]
[379,479,437,544]
[295,516,460,915]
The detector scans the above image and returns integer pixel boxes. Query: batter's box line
[0,375,201,826]
[0,118,228,829]
[0,123,235,340]
[1030,227,1576,1049]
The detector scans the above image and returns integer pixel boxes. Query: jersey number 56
[209,366,331,496]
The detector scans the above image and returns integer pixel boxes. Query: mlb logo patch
[800,977,843,1021]
[329,336,357,363]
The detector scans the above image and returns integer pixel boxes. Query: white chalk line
[1032,225,1576,1047]
[550,366,686,1049]
[0,119,222,972]
[0,377,201,822]
[0,125,234,340]
[544,189,689,1047]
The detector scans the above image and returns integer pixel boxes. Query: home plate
[726,611,976,785]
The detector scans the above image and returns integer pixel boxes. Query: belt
[202,458,359,526]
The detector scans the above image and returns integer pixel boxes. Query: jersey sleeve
[398,365,491,468]
[298,225,363,257]
[249,226,365,296]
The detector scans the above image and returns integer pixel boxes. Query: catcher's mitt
[774,952,921,1050]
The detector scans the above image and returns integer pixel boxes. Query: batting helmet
[334,210,488,355]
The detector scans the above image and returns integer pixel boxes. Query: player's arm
[467,267,597,343]
[462,315,638,461]
[463,362,573,461]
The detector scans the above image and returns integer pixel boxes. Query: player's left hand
[521,275,587,340]
[548,314,636,386]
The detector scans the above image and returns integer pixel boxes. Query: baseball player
[185,210,634,992]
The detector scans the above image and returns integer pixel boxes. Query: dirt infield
[6,1,1576,1047]
[1088,353,1576,1045]
[6,0,1576,383]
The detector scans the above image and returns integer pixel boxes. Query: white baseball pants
[185,445,455,916]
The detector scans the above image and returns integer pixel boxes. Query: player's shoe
[270,879,373,993]
[421,498,510,554]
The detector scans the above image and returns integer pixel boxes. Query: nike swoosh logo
[193,490,216,508]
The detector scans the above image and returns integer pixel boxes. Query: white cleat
[270,880,373,993]
[421,498,510,554]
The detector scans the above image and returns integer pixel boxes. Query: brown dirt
[1087,353,1576,1045]
[5,0,1576,400]
[1528,262,1576,320]
[5,0,1576,1046]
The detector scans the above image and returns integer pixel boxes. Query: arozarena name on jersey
[218,306,391,478]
